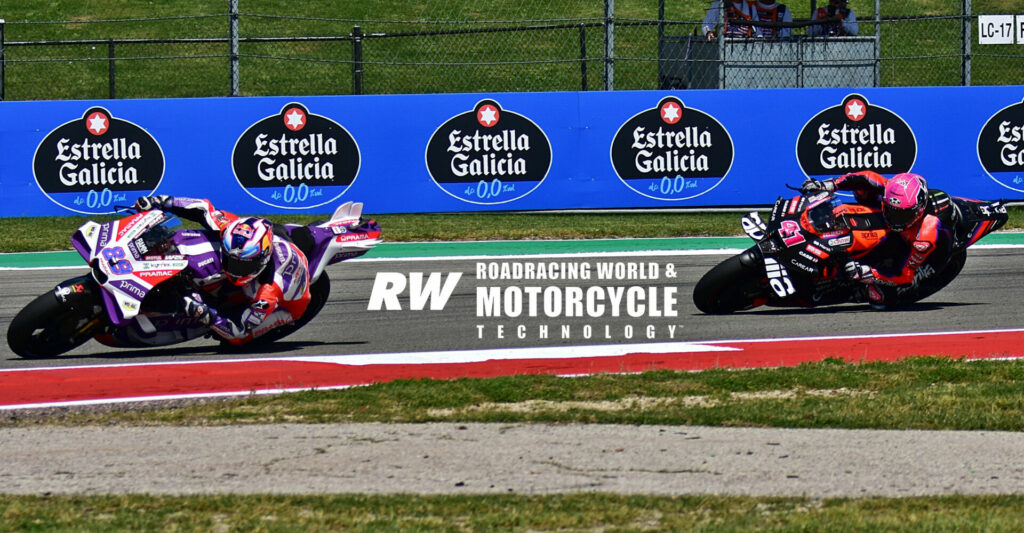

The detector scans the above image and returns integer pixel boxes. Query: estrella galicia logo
[797,94,916,179]
[232,103,360,209]
[425,99,552,204]
[610,97,733,201]
[32,107,164,215]
[977,98,1024,193]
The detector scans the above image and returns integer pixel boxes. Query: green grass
[6,1,1024,99]
[6,358,1024,530]
[4,493,1024,532]
[10,357,1024,430]
[2,208,1023,253]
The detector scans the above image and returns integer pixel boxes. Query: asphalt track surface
[2,247,1023,367]
[2,247,1024,497]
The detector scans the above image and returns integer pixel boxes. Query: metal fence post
[874,0,881,87]
[962,0,972,86]
[604,0,613,91]
[229,0,239,96]
[351,25,363,95]
[1,19,5,101]
[717,1,725,89]
[108,39,116,99]
[579,24,587,91]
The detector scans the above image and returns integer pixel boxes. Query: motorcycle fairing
[72,210,189,326]
[300,201,383,282]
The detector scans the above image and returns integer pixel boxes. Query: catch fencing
[0,1,1022,101]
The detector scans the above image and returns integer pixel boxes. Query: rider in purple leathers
[134,195,311,346]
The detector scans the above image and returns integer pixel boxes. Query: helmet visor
[222,252,264,281]
[882,204,920,231]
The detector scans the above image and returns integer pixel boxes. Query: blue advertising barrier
[2,86,1024,217]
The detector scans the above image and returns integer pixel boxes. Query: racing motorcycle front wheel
[7,291,101,359]
[692,248,770,314]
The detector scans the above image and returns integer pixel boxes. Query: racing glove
[183,293,215,326]
[844,261,875,284]
[134,194,173,212]
[800,178,836,194]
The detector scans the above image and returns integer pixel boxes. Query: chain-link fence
[2,1,1023,101]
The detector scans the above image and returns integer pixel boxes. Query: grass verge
[4,493,1024,532]
[5,357,1024,530]
[7,357,1024,429]
[2,207,1023,252]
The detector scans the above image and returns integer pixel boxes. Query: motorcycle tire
[220,273,332,350]
[890,250,968,307]
[693,251,768,314]
[7,291,99,359]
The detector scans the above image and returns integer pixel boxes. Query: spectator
[750,0,793,38]
[809,0,859,36]
[703,1,762,40]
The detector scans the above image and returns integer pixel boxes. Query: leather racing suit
[160,197,311,346]
[825,171,1005,306]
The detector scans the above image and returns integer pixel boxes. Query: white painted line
[5,327,1022,375]
[4,327,1022,411]
[0,385,355,411]
[285,341,741,366]
[0,341,742,374]
[3,243,1021,270]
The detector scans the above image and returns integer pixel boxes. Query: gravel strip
[1,423,1022,496]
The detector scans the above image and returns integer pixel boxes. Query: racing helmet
[882,173,929,232]
[220,217,273,286]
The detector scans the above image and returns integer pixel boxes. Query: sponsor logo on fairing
[796,94,917,179]
[977,98,1024,193]
[138,270,176,278]
[118,280,147,299]
[232,103,360,209]
[33,107,165,215]
[610,96,733,201]
[425,99,552,205]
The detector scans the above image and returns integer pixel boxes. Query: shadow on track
[690,301,980,317]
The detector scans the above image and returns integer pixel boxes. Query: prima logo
[33,107,165,214]
[232,103,360,209]
[977,98,1024,193]
[797,94,916,178]
[610,97,733,201]
[425,99,552,204]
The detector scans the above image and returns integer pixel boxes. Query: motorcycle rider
[134,195,311,346]
[801,170,1006,308]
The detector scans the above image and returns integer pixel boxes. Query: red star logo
[660,102,682,124]
[86,111,110,136]
[844,99,866,122]
[477,104,499,127]
[283,107,307,131]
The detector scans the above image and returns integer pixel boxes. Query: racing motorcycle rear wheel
[693,248,769,314]
[220,273,332,350]
[7,291,101,359]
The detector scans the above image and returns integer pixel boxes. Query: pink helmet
[882,173,929,231]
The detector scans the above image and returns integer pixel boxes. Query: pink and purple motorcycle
[6,202,381,358]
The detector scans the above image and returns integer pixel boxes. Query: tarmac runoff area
[1,422,1022,497]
